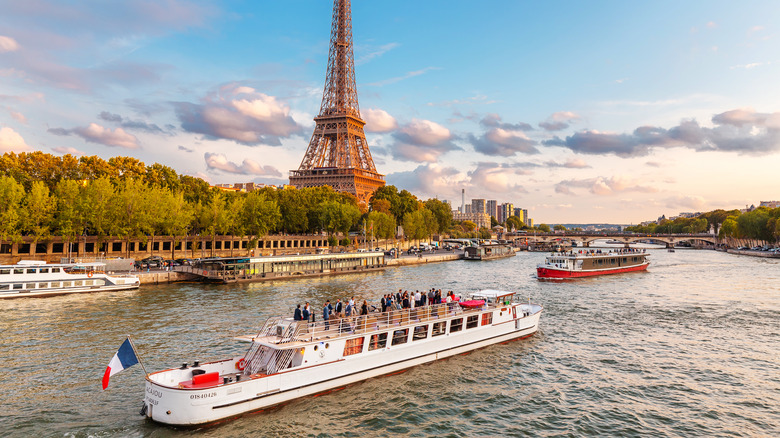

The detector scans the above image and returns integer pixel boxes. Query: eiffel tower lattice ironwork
[289,0,384,205]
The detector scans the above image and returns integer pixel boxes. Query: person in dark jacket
[360,300,368,316]
[293,304,302,321]
[302,302,310,322]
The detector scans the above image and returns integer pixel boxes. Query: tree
[368,211,396,245]
[0,175,25,243]
[198,191,231,257]
[78,177,115,249]
[553,224,566,231]
[505,216,524,231]
[277,188,309,234]
[403,209,434,244]
[423,198,452,235]
[157,190,194,260]
[538,223,551,233]
[241,191,281,252]
[371,198,391,215]
[112,179,154,256]
[22,181,55,244]
[53,179,82,257]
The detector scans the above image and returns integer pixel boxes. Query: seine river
[1,247,778,437]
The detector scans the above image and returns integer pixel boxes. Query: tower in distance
[288,0,385,204]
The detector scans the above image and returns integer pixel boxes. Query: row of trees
[625,207,780,242]
[0,152,494,253]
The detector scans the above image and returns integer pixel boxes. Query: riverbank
[135,270,200,285]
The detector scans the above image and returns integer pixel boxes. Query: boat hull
[144,309,541,426]
[537,262,649,279]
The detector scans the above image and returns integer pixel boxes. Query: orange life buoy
[87,271,93,278]
[236,358,246,371]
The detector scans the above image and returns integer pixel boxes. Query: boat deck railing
[251,299,518,345]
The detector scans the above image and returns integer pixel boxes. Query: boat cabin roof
[468,289,515,301]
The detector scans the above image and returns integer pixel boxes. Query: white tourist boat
[0,261,140,299]
[143,290,543,426]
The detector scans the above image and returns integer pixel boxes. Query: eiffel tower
[288,0,385,205]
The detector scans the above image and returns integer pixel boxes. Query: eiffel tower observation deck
[289,0,385,205]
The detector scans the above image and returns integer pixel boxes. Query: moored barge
[143,290,542,426]
[178,251,386,283]
[536,249,649,279]
[463,244,516,261]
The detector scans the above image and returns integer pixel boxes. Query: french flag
[102,338,139,390]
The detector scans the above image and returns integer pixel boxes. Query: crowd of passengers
[560,248,647,256]
[292,289,463,323]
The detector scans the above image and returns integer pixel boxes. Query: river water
[1,247,778,437]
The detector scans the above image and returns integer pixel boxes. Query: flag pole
[126,334,149,376]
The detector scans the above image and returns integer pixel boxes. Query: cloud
[544,108,780,157]
[0,35,20,53]
[48,123,139,148]
[480,113,533,131]
[363,108,397,133]
[554,176,658,196]
[10,111,27,123]
[665,195,706,210]
[204,152,282,177]
[365,67,438,87]
[0,127,33,152]
[386,163,462,197]
[539,111,581,131]
[356,42,399,65]
[175,83,305,145]
[468,114,538,156]
[178,145,193,153]
[51,146,84,155]
[390,119,460,162]
[98,110,174,135]
[467,162,529,194]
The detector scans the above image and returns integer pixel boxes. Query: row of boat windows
[593,256,642,266]
[342,313,493,356]
[0,267,67,275]
[0,279,105,290]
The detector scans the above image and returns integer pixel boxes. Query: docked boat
[536,249,649,279]
[463,244,516,261]
[142,290,542,426]
[176,251,386,283]
[0,261,140,298]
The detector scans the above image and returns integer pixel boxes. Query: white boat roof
[470,289,515,298]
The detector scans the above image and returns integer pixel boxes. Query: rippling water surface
[1,248,778,437]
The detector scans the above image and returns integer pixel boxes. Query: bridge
[505,232,719,248]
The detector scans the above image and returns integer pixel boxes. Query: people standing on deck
[381,295,388,312]
[334,298,343,317]
[414,290,422,307]
[294,304,302,321]
[402,293,410,309]
[360,300,368,316]
[302,302,310,322]
[323,300,331,330]
[345,299,353,317]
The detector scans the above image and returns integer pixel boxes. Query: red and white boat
[536,249,649,279]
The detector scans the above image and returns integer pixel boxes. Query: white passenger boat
[143,290,542,426]
[0,261,140,299]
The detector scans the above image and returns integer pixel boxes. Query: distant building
[486,200,498,219]
[471,199,486,215]
[465,204,472,214]
[453,212,491,229]
[528,218,534,228]
[759,200,780,208]
[498,202,514,224]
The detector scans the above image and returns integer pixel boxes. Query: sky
[1,0,779,224]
